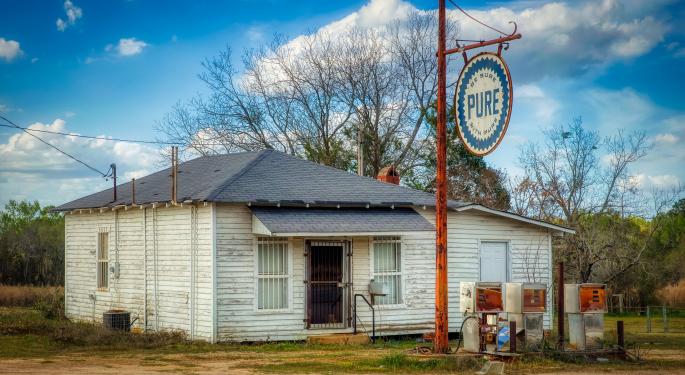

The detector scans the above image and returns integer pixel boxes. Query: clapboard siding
[64,204,213,340]
[418,208,553,330]
[67,202,554,343]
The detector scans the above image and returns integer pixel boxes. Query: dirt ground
[2,349,685,375]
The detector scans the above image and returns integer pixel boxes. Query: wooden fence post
[617,320,624,350]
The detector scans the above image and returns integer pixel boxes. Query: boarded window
[373,236,402,305]
[257,238,289,310]
[97,232,109,289]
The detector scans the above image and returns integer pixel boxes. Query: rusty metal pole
[557,262,565,350]
[434,0,449,354]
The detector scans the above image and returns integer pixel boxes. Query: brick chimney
[377,165,400,185]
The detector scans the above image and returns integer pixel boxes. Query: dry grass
[657,279,685,307]
[0,285,63,307]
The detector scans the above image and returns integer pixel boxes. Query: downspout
[548,231,553,332]
[143,207,147,332]
[64,214,68,319]
[189,205,196,340]
[211,203,217,343]
[114,209,120,305]
[153,206,159,331]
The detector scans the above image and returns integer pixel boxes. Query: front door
[306,241,350,329]
[480,241,508,282]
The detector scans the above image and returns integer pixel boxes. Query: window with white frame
[97,232,109,289]
[373,236,402,305]
[256,238,289,310]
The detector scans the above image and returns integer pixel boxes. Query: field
[0,307,684,374]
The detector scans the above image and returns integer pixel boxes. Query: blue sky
[1,0,684,206]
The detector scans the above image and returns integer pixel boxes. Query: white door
[480,241,508,282]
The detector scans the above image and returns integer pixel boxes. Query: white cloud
[0,38,22,62]
[516,84,559,123]
[110,38,148,57]
[631,173,681,189]
[246,27,264,43]
[0,119,163,207]
[56,0,83,32]
[653,133,678,144]
[264,0,670,84]
[446,0,669,81]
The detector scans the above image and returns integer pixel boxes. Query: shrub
[33,292,65,320]
[657,279,685,307]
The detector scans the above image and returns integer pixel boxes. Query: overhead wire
[0,114,110,177]
[0,123,182,145]
[446,0,512,36]
[0,122,230,147]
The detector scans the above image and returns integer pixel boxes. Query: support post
[111,163,117,202]
[557,262,564,350]
[647,306,651,333]
[617,320,624,350]
[510,320,517,353]
[663,306,668,333]
[433,0,449,354]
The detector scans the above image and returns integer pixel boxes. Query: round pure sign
[454,52,513,156]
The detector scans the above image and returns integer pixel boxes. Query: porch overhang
[250,206,435,237]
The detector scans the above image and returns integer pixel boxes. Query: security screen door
[306,241,350,329]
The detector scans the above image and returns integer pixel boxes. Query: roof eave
[454,204,576,234]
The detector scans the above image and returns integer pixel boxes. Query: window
[256,238,289,310]
[372,236,402,305]
[97,232,109,289]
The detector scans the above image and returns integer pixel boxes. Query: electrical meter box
[460,282,504,313]
[369,280,388,296]
[565,283,607,313]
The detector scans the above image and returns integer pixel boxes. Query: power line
[0,122,231,147]
[0,123,182,145]
[0,114,110,177]
[447,0,512,36]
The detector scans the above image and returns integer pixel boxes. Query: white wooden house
[56,150,573,342]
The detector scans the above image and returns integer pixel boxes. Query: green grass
[1,307,685,374]
[256,353,482,374]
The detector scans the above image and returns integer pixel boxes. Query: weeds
[0,285,63,307]
[658,279,685,307]
[376,353,481,372]
[33,292,65,320]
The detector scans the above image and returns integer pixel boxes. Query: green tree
[404,103,510,210]
[0,200,64,285]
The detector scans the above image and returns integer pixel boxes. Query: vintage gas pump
[505,283,546,351]
[460,282,504,353]
[565,283,607,350]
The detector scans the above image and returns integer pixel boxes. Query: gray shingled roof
[55,149,466,211]
[251,207,434,234]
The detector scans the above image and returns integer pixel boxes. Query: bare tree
[156,10,458,176]
[517,117,682,282]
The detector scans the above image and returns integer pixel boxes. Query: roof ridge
[204,149,273,201]
[273,151,443,201]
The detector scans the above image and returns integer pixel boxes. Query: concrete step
[307,333,371,345]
